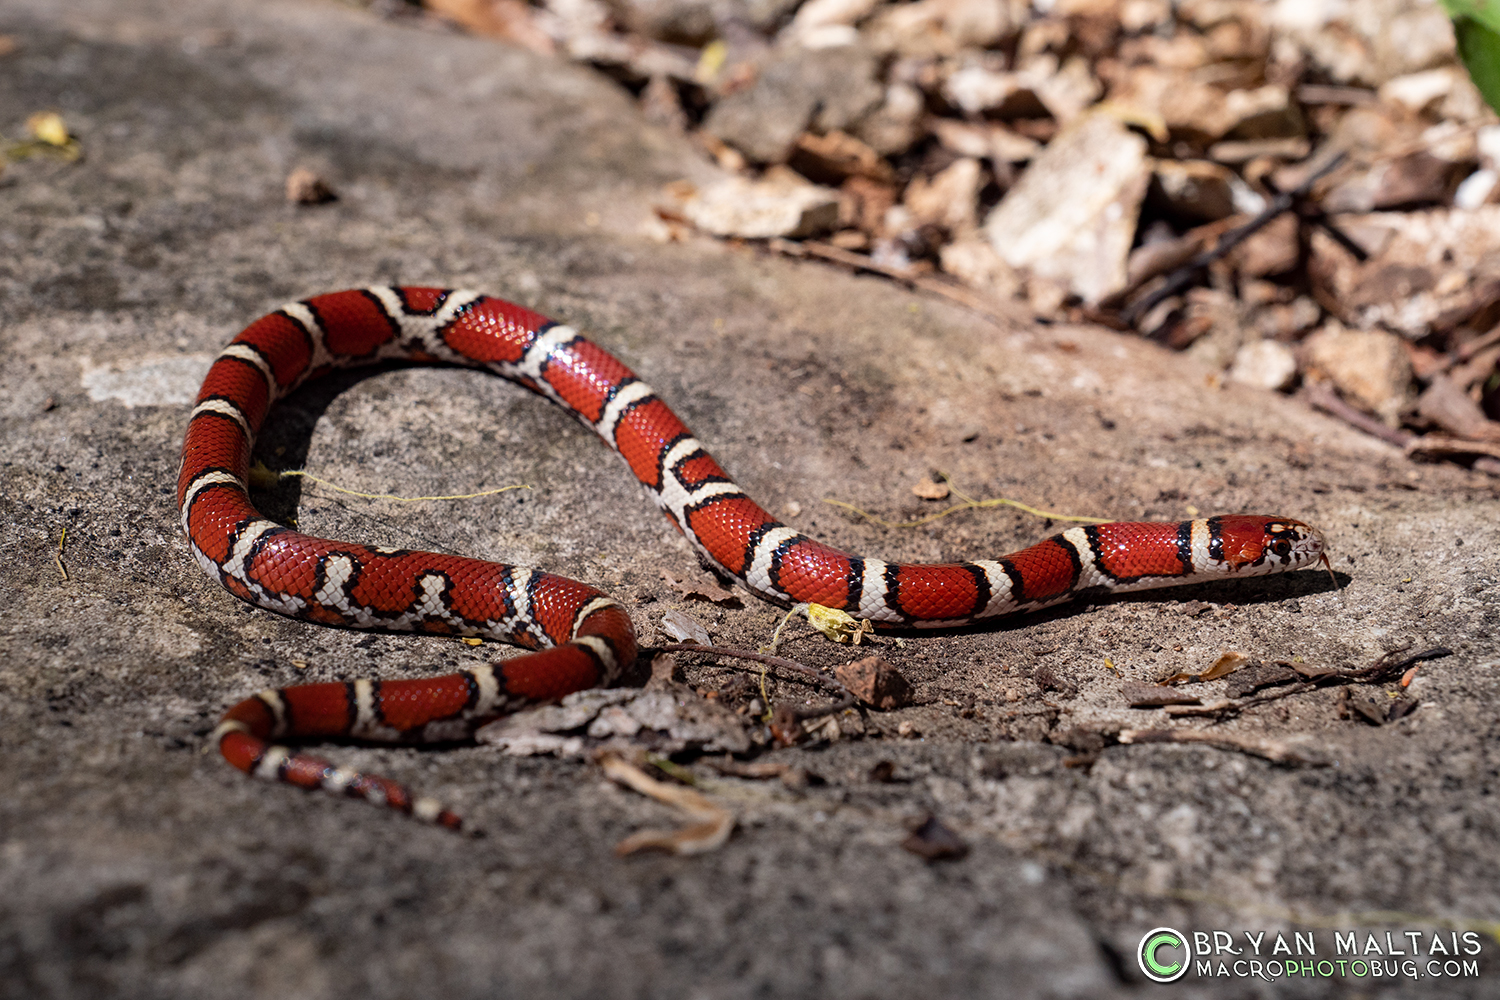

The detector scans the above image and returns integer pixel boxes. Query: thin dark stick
[1301,382,1414,447]
[653,642,859,720]
[1122,152,1348,327]
[1179,647,1452,722]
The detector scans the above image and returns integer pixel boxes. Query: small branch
[653,642,858,721]
[768,238,1015,323]
[1166,647,1452,722]
[1121,152,1348,327]
[1301,381,1414,448]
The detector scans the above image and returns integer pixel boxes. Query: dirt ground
[2,2,1499,998]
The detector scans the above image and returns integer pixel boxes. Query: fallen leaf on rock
[1290,661,1340,680]
[601,752,735,856]
[660,568,740,605]
[833,655,912,709]
[901,814,969,860]
[1158,650,1249,685]
[660,608,712,645]
[1201,651,1250,681]
[1122,681,1201,708]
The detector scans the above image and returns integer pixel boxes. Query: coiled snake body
[180,287,1326,829]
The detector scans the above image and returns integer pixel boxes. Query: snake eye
[1272,540,1292,559]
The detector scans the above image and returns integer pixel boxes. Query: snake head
[1257,518,1325,572]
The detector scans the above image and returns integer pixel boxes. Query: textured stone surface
[3,2,1500,998]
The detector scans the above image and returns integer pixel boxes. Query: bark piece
[1122,682,1201,708]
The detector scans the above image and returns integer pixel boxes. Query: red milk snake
[179,287,1326,829]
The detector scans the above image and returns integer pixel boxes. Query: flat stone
[680,171,840,238]
[983,112,1149,302]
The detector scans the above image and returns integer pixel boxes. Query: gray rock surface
[2,2,1499,998]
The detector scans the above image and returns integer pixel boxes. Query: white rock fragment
[983,113,1150,303]
[1227,339,1299,392]
[904,157,983,231]
[681,173,840,239]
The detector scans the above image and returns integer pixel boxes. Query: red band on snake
[180,287,1326,830]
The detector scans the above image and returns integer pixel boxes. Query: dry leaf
[660,608,712,645]
[660,568,739,605]
[601,753,734,856]
[1200,650,1249,681]
[901,814,968,860]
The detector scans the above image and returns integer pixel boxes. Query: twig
[55,526,69,581]
[1437,323,1500,374]
[1117,728,1329,766]
[1300,381,1414,447]
[1407,435,1500,461]
[1168,647,1452,722]
[599,752,735,856]
[654,642,858,721]
[1121,152,1348,326]
[1302,383,1500,475]
[768,238,1015,323]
